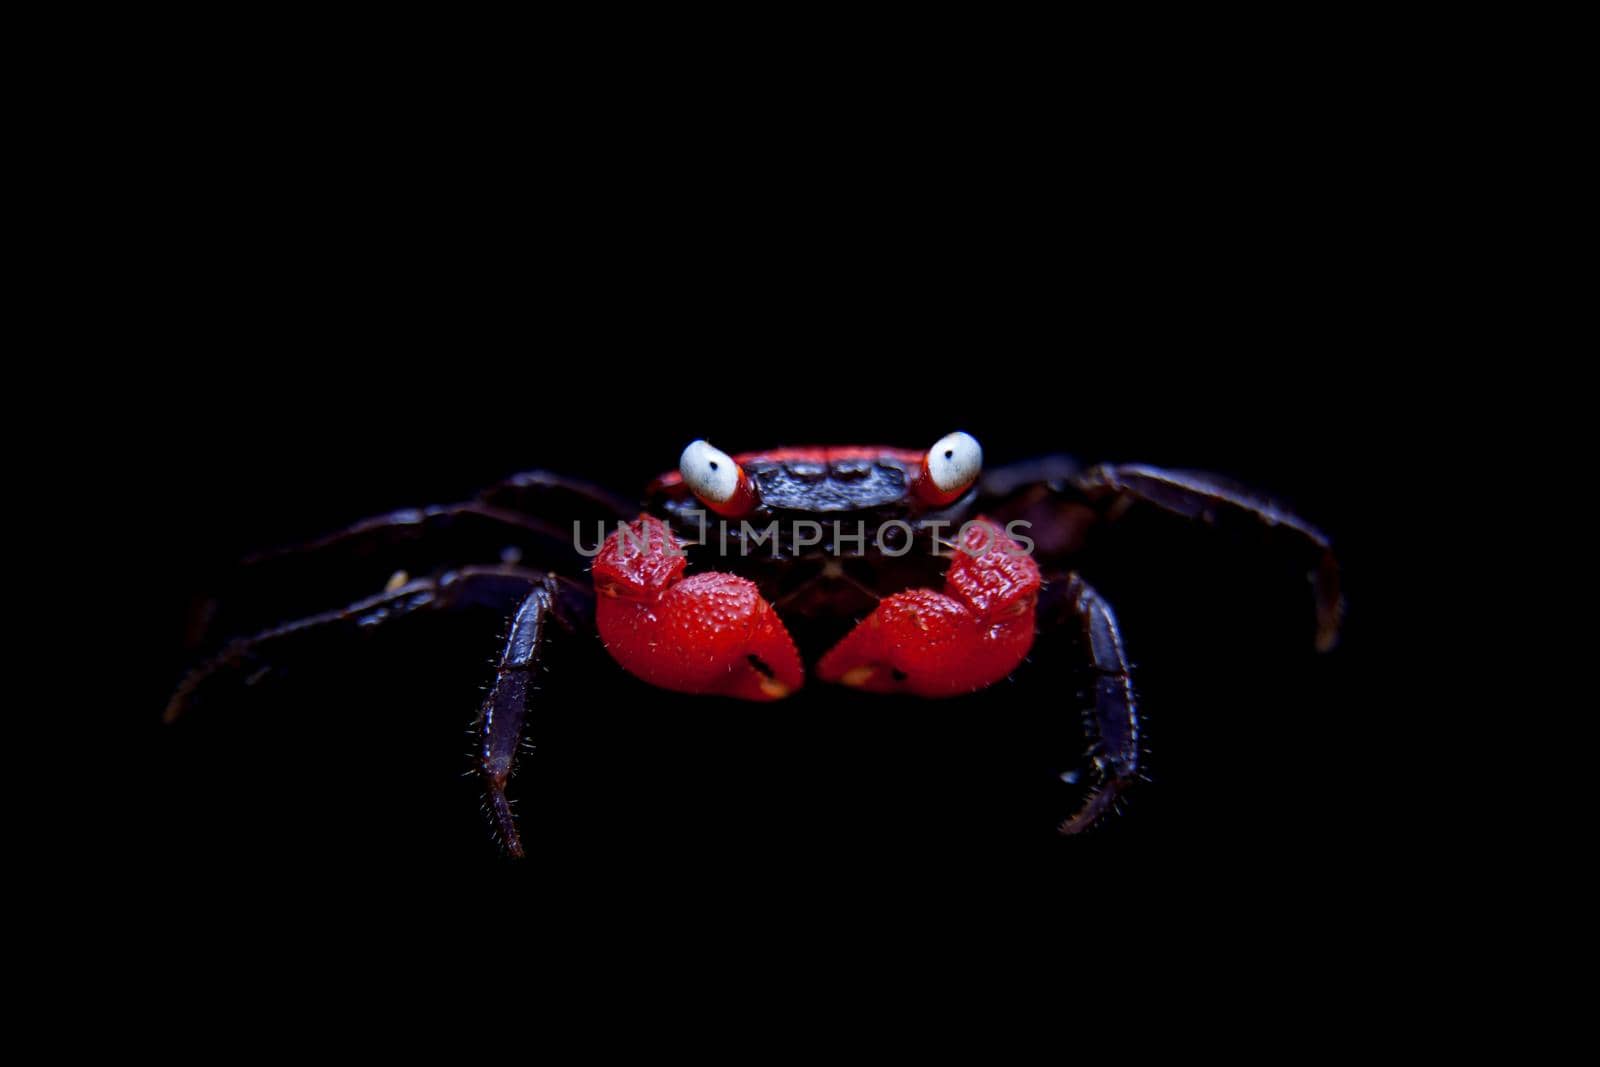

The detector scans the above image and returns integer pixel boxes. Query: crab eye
[679,439,757,517]
[680,440,739,502]
[925,431,983,496]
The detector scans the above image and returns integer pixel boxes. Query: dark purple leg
[240,470,630,571]
[1045,572,1140,834]
[984,459,1342,651]
[476,578,573,858]
[475,469,637,519]
[1074,463,1343,652]
[978,455,1100,560]
[163,565,550,724]
[191,473,627,648]
[242,503,575,567]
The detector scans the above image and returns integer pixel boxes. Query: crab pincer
[593,515,803,701]
[818,518,1041,698]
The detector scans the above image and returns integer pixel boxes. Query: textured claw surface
[595,517,802,701]
[817,518,1039,698]
[943,519,1041,615]
[592,514,686,595]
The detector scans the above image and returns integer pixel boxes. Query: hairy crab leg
[186,472,629,650]
[474,469,637,520]
[241,469,631,573]
[1073,464,1342,651]
[1045,573,1140,834]
[983,459,1342,652]
[162,565,556,724]
[178,503,593,651]
[240,503,581,570]
[477,576,596,858]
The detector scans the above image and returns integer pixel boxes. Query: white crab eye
[679,439,742,504]
[926,431,983,494]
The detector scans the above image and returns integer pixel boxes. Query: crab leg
[1074,464,1342,651]
[186,472,627,649]
[1047,573,1140,834]
[243,502,595,585]
[240,471,630,574]
[170,503,588,653]
[162,565,557,724]
[478,576,595,858]
[475,469,638,519]
[983,459,1342,652]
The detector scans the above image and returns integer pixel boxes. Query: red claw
[817,518,1040,698]
[594,516,803,701]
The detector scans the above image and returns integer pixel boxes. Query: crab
[164,433,1341,856]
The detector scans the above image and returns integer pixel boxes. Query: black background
[11,22,1466,985]
[92,152,1402,928]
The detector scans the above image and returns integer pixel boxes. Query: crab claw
[817,518,1040,698]
[594,515,803,701]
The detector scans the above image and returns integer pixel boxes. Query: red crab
[166,432,1341,856]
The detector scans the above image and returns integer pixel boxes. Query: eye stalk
[679,439,759,518]
[913,431,983,506]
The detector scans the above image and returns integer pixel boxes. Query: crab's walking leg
[1075,464,1343,651]
[1046,572,1140,834]
[242,471,630,571]
[192,473,629,647]
[162,566,553,724]
[242,503,582,571]
[475,470,637,520]
[192,503,583,649]
[475,578,582,858]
